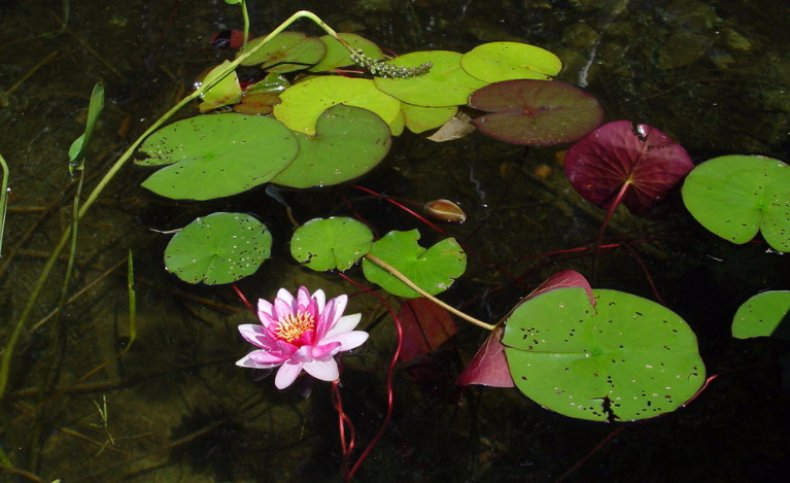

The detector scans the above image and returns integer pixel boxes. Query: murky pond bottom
[1,0,788,481]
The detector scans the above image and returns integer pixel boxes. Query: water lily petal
[258,311,278,329]
[303,358,339,382]
[288,345,313,364]
[236,350,283,369]
[311,341,342,358]
[313,289,326,313]
[273,297,294,320]
[258,298,273,318]
[238,324,273,348]
[315,298,336,339]
[248,350,289,366]
[276,288,295,307]
[325,313,362,338]
[275,361,304,389]
[296,286,312,310]
[332,294,348,322]
[322,330,369,352]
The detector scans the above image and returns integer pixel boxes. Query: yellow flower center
[275,311,316,343]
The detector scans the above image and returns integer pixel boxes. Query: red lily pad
[457,270,592,388]
[564,120,694,214]
[397,298,458,364]
[468,79,603,146]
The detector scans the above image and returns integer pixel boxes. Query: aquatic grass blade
[0,153,8,257]
[68,82,105,174]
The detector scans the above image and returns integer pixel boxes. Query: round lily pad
[309,33,384,73]
[503,287,705,422]
[682,155,789,252]
[136,114,299,200]
[290,217,373,271]
[400,103,458,134]
[469,79,603,146]
[272,104,391,188]
[238,32,326,73]
[361,229,467,298]
[273,76,403,135]
[373,50,487,107]
[732,290,790,340]
[164,212,272,285]
[461,41,562,82]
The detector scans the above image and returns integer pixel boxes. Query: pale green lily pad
[361,229,466,298]
[164,212,272,285]
[461,41,562,82]
[682,155,789,252]
[274,76,403,135]
[272,105,391,188]
[503,288,705,422]
[373,50,487,107]
[401,103,458,134]
[198,60,243,112]
[290,217,373,271]
[732,290,790,340]
[238,32,326,73]
[136,114,298,200]
[309,33,384,73]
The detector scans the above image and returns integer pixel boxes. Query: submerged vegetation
[0,0,787,481]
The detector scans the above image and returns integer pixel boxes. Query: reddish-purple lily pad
[468,79,603,146]
[565,120,693,214]
[457,270,592,388]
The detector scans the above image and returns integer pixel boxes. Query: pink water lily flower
[236,287,368,389]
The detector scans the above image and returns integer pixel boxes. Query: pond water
[0,0,788,481]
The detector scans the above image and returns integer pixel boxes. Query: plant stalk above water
[364,253,496,331]
[0,10,349,400]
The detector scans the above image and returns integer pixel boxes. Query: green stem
[240,0,250,52]
[0,10,346,400]
[364,253,496,332]
[0,153,8,257]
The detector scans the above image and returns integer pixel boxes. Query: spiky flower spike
[350,49,432,79]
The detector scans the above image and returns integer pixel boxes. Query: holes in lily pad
[164,212,272,285]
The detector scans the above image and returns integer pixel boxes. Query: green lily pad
[732,290,790,340]
[309,33,384,73]
[290,217,373,271]
[272,105,391,188]
[373,50,487,107]
[468,79,603,146]
[503,288,705,422]
[400,103,458,134]
[273,76,403,135]
[682,155,789,252]
[238,32,326,73]
[164,212,272,285]
[136,114,298,200]
[361,229,466,298]
[198,60,243,112]
[460,41,562,82]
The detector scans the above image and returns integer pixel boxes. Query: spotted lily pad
[361,229,466,298]
[273,76,403,135]
[136,114,298,200]
[468,79,603,146]
[503,287,705,421]
[164,212,272,285]
[374,50,486,107]
[682,155,789,252]
[290,217,373,271]
[461,41,562,82]
[272,105,391,188]
[309,33,384,73]
[732,290,790,340]
[238,32,326,73]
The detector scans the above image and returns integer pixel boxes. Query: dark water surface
[0,0,788,481]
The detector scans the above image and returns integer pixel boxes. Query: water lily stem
[364,253,496,331]
[0,10,345,400]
